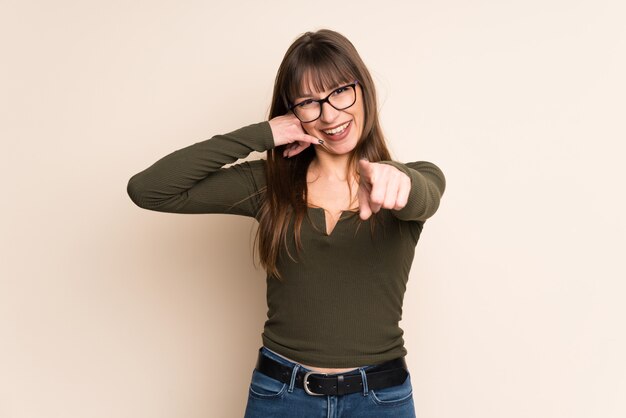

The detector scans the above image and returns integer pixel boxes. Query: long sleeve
[126,121,274,217]
[378,160,446,222]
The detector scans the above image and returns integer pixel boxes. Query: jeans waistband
[257,346,409,396]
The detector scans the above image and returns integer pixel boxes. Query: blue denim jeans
[244,347,416,418]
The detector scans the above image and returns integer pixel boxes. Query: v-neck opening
[308,206,359,236]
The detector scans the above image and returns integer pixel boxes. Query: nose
[319,101,340,123]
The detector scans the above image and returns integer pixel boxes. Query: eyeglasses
[288,81,359,123]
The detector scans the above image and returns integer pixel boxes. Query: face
[293,80,365,157]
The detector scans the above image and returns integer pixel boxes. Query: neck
[310,151,355,182]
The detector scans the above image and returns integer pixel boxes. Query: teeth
[323,121,350,135]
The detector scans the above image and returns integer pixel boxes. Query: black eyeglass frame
[288,80,360,123]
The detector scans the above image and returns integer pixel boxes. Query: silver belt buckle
[303,371,327,396]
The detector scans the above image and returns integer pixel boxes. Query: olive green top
[127,121,445,367]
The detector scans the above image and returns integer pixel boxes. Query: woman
[127,29,445,418]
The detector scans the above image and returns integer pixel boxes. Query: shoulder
[379,160,445,180]
[404,160,444,173]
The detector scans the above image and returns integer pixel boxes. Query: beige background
[1,0,625,417]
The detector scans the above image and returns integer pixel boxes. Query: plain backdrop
[1,1,625,417]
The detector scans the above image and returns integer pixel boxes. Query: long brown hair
[256,29,392,279]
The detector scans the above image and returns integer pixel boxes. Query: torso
[275,162,359,374]
[289,162,360,373]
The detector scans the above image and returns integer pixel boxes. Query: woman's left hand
[357,160,411,220]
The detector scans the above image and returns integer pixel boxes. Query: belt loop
[359,367,369,396]
[288,364,301,393]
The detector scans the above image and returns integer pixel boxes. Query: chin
[321,143,358,156]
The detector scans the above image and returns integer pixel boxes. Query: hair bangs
[287,48,356,102]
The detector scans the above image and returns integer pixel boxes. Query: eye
[296,99,316,108]
[333,87,348,95]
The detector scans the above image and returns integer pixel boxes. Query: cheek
[301,123,315,135]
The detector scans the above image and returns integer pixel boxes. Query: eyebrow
[296,82,348,100]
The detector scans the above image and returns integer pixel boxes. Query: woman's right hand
[268,114,322,158]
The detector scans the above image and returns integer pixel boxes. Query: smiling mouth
[322,121,351,136]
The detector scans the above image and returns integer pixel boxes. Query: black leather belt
[255,350,409,396]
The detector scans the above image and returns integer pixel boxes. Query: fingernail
[318,139,324,145]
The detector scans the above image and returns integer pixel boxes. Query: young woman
[127,29,445,418]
